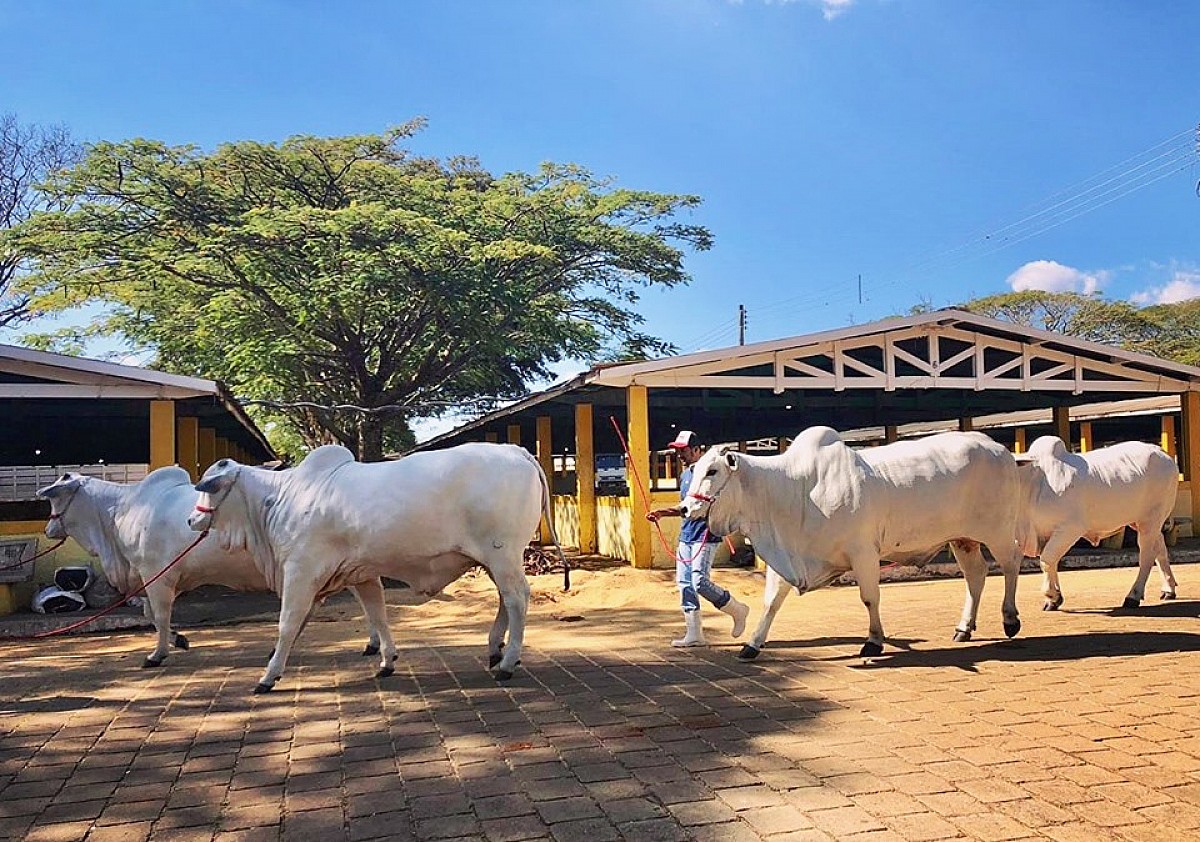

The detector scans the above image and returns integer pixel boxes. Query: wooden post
[507,424,521,447]
[1183,392,1200,532]
[1078,421,1093,453]
[1161,414,1177,459]
[1052,406,1071,445]
[198,427,217,473]
[1014,428,1026,454]
[884,425,898,444]
[576,403,597,554]
[176,417,200,480]
[627,386,652,569]
[958,417,973,433]
[149,400,176,470]
[536,416,554,543]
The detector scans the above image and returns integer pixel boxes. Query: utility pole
[738,304,747,345]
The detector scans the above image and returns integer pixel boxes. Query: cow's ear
[725,452,740,471]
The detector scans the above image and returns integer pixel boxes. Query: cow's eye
[705,468,717,477]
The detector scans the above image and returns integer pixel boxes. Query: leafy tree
[8,122,711,460]
[0,114,80,327]
[1139,299,1200,366]
[957,290,1157,348]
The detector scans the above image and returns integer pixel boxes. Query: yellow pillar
[507,424,521,447]
[575,404,597,554]
[198,427,217,474]
[1183,392,1200,532]
[536,416,554,543]
[1078,421,1093,453]
[1014,428,1027,454]
[1052,406,1071,445]
[627,386,652,569]
[884,425,898,444]
[485,432,498,443]
[1161,414,1177,459]
[149,400,176,470]
[177,417,200,481]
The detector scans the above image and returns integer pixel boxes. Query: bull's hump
[295,445,356,477]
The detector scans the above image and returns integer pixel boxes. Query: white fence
[0,464,149,502]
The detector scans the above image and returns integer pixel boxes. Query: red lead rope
[0,537,67,573]
[18,530,211,640]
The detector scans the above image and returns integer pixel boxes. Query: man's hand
[646,507,682,522]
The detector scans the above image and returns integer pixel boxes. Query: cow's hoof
[952,629,972,643]
[375,665,395,679]
[142,656,165,669]
[253,683,275,694]
[1042,593,1063,611]
[859,641,884,658]
[737,645,761,660]
[362,643,380,657]
[1161,591,1176,601]
[493,669,514,682]
[1003,618,1021,638]
[488,653,503,668]
[173,633,189,650]
[1122,597,1140,609]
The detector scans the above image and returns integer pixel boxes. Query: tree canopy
[7,122,711,460]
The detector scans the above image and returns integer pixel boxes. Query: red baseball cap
[667,430,701,449]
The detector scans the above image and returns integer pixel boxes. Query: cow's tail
[525,450,570,591]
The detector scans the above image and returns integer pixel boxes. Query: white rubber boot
[671,611,707,647]
[720,596,749,638]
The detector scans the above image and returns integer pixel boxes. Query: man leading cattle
[680,427,1028,659]
[188,442,563,692]
[646,430,749,648]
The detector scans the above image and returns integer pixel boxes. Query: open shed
[413,309,1200,568]
[0,343,275,613]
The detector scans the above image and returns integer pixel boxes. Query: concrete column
[536,416,554,543]
[1052,406,1071,445]
[575,403,597,554]
[627,386,652,569]
[507,424,521,447]
[884,425,899,444]
[958,417,973,432]
[198,427,217,473]
[149,400,176,470]
[176,417,200,480]
[1183,392,1200,531]
[1078,421,1093,453]
[1014,428,1027,454]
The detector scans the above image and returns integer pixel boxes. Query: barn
[412,309,1200,568]
[0,343,274,614]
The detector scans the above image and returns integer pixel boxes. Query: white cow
[682,427,1027,659]
[38,468,396,671]
[187,442,564,693]
[1018,436,1179,610]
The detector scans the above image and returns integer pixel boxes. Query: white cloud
[753,0,857,20]
[1005,260,1108,295]
[1130,270,1200,306]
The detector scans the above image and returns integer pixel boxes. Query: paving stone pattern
[2,564,1200,841]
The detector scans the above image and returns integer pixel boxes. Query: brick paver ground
[2,563,1199,841]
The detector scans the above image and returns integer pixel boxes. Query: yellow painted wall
[551,494,580,548]
[597,496,633,563]
[0,522,98,615]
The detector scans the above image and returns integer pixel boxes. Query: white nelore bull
[37,468,395,670]
[187,442,563,693]
[1018,436,1179,611]
[682,427,1027,659]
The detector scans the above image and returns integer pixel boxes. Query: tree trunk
[357,414,386,462]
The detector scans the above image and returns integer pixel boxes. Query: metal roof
[412,309,1200,455]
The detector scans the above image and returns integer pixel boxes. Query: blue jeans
[677,541,730,613]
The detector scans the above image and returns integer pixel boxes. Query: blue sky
[3,1,1198,430]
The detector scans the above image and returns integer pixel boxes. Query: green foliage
[958,289,1200,366]
[6,122,711,459]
